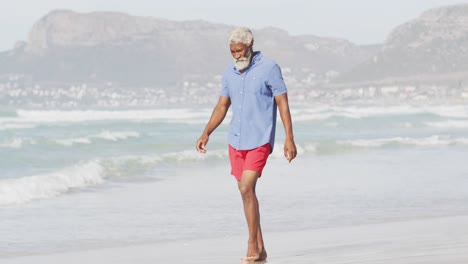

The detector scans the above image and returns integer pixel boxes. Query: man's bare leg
[256,215,267,261]
[238,170,267,262]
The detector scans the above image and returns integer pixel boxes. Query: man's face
[230,43,252,71]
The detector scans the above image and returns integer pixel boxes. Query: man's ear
[248,41,254,53]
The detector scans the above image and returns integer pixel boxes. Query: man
[196,27,297,262]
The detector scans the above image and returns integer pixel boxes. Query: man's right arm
[196,96,231,153]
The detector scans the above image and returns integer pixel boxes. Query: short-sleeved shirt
[221,51,288,152]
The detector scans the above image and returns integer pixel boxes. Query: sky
[1,0,466,51]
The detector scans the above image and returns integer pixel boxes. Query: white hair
[228,27,254,45]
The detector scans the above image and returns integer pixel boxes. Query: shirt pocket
[246,76,272,96]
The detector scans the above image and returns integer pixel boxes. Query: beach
[2,105,468,262]
[3,215,468,264]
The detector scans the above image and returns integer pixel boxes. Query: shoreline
[3,215,468,264]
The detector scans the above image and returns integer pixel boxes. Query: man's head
[229,27,254,71]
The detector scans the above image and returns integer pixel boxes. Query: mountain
[3,5,468,88]
[0,10,377,86]
[337,4,468,84]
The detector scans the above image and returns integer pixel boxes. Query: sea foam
[13,109,211,123]
[292,104,468,122]
[0,161,105,206]
[338,135,468,148]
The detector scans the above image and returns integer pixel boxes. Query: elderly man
[196,27,297,262]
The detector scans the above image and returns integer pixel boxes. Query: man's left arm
[275,93,297,163]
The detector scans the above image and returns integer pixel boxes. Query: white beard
[234,49,252,71]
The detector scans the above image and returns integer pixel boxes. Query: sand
[3,215,468,264]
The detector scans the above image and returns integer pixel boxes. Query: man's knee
[238,170,259,198]
[238,184,255,198]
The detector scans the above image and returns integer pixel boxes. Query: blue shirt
[221,51,288,152]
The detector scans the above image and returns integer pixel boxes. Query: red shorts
[228,143,271,181]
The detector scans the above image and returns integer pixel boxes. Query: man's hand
[195,96,230,154]
[196,134,209,153]
[284,138,297,163]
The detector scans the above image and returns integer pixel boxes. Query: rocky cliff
[0,10,376,86]
[3,5,468,87]
[337,4,468,84]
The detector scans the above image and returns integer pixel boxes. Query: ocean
[1,100,468,258]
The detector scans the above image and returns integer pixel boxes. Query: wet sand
[3,215,468,264]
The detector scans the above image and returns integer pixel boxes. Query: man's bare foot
[241,256,259,263]
[258,248,267,261]
[241,250,267,262]
[241,241,260,262]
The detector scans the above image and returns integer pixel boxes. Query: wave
[0,138,36,149]
[337,135,468,148]
[0,138,23,149]
[53,131,140,146]
[54,137,92,146]
[0,109,213,131]
[0,130,141,148]
[0,148,231,206]
[0,161,105,206]
[292,104,468,122]
[2,134,466,206]
[13,109,212,123]
[425,120,468,129]
[0,104,466,128]
[0,143,306,206]
[94,131,140,141]
[0,123,36,131]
